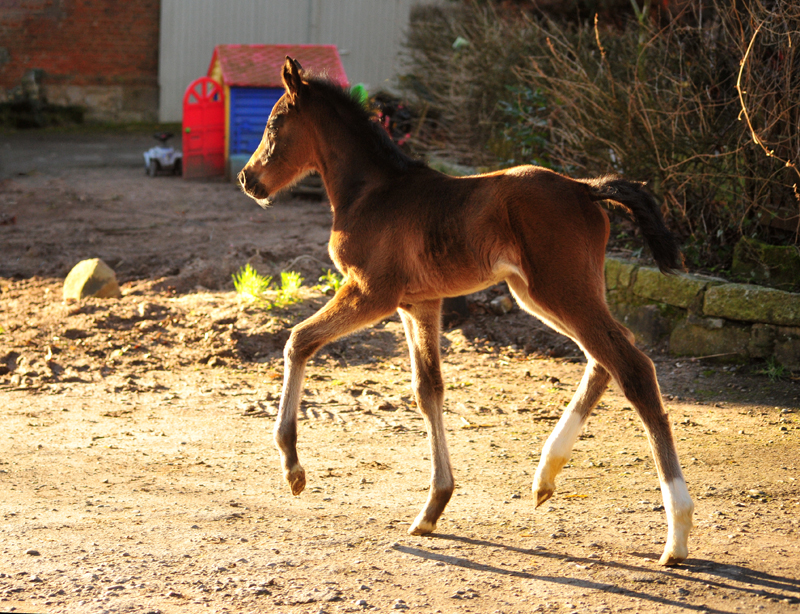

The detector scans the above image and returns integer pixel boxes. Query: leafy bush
[493,85,551,168]
[400,2,542,165]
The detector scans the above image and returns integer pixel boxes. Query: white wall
[159,0,425,122]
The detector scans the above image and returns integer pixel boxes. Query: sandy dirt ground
[0,133,799,614]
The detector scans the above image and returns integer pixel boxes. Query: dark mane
[306,76,427,172]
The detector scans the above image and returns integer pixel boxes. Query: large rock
[632,266,721,310]
[703,283,800,326]
[748,323,776,359]
[63,258,121,300]
[774,326,800,369]
[669,315,750,361]
[611,303,675,346]
[604,257,637,291]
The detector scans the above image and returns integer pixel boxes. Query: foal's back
[344,163,610,304]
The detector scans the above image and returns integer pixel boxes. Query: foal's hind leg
[508,275,692,565]
[399,300,454,535]
[506,277,611,506]
[275,283,397,496]
[531,359,610,507]
[565,315,693,565]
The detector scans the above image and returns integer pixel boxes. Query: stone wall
[605,257,800,368]
[0,0,160,122]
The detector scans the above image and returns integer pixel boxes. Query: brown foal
[239,57,693,566]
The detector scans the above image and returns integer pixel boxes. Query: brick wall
[0,0,161,121]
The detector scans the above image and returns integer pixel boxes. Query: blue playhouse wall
[228,86,283,178]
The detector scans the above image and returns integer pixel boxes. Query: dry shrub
[400,1,800,271]
[400,3,540,165]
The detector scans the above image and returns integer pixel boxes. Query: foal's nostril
[237,169,248,188]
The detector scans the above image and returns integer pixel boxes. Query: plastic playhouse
[182,44,348,181]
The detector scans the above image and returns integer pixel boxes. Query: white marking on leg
[400,305,454,535]
[274,357,307,495]
[428,414,454,492]
[274,361,306,446]
[531,359,609,506]
[659,477,694,565]
[533,411,583,504]
[544,410,584,467]
[410,420,453,534]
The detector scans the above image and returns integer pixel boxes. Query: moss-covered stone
[606,256,800,364]
[732,236,800,291]
[748,323,776,359]
[604,256,636,291]
[774,326,800,369]
[617,304,675,346]
[704,283,800,326]
[669,316,750,361]
[631,266,721,310]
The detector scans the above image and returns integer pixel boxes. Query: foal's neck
[310,102,408,211]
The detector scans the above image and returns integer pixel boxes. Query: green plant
[400,1,541,166]
[274,271,304,308]
[316,268,345,295]
[629,0,649,25]
[232,265,306,309]
[232,264,272,305]
[758,357,788,382]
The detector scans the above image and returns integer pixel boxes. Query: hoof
[285,465,306,496]
[408,517,436,536]
[533,483,554,508]
[658,552,686,566]
[659,542,688,566]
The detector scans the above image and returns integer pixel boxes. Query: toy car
[144,132,183,176]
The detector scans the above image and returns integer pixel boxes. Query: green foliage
[400,2,543,166]
[629,0,649,27]
[757,357,788,382]
[232,264,272,305]
[232,265,304,309]
[316,269,345,295]
[274,271,304,308]
[494,85,551,168]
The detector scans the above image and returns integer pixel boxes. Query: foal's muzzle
[238,168,272,208]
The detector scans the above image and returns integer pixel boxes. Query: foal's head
[238,57,316,207]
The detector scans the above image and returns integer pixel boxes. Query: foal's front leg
[275,283,397,495]
[399,300,454,535]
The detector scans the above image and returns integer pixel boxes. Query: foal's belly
[400,258,526,303]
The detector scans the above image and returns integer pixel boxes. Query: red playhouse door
[182,77,224,179]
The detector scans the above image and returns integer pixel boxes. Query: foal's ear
[282,56,305,104]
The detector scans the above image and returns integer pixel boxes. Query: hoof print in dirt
[63,258,121,300]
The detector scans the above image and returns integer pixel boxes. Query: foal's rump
[488,165,681,277]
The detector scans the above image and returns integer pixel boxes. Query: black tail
[583,175,684,274]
